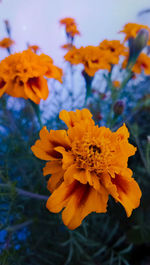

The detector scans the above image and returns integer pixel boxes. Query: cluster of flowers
[1,18,147,230]
[64,22,150,77]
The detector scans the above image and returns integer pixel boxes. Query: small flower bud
[94,112,103,121]
[113,100,125,115]
[113,80,120,90]
[135,28,149,51]
[128,28,149,68]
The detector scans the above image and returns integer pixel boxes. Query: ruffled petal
[112,172,142,217]
[31,127,71,161]
[61,183,108,230]
[55,146,74,170]
[46,180,79,213]
[43,160,62,176]
[49,130,71,149]
[101,172,119,199]
[31,127,62,160]
[64,165,87,184]
[59,109,93,128]
[6,78,28,99]
[47,180,108,230]
[101,169,142,217]
[47,171,64,192]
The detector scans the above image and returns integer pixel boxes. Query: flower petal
[59,108,93,128]
[31,127,71,161]
[24,80,40,104]
[46,180,78,213]
[49,130,71,149]
[47,171,64,192]
[64,165,87,184]
[54,146,74,170]
[46,180,108,230]
[43,160,62,176]
[31,127,61,160]
[62,183,108,230]
[112,172,142,217]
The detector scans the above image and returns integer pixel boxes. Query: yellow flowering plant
[0,17,150,265]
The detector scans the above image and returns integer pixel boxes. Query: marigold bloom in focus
[65,46,113,76]
[31,109,142,230]
[59,17,80,37]
[0,37,14,49]
[122,52,150,75]
[120,23,150,45]
[0,49,63,104]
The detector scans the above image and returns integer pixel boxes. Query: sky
[0,0,150,65]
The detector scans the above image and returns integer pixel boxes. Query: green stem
[107,70,119,127]
[0,183,48,201]
[146,142,150,172]
[120,69,133,90]
[29,100,43,128]
[6,220,33,232]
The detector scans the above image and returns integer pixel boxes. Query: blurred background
[0,0,150,65]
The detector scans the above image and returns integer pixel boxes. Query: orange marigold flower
[120,22,150,45]
[0,50,63,104]
[99,40,127,64]
[59,17,80,37]
[122,52,150,75]
[31,109,142,230]
[28,45,40,53]
[0,37,14,49]
[65,46,112,76]
[66,24,80,37]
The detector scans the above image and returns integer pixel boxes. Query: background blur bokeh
[0,0,150,65]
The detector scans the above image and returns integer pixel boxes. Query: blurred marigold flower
[0,49,63,104]
[65,46,113,76]
[59,17,80,37]
[28,45,40,53]
[99,40,127,64]
[113,100,125,115]
[0,37,14,49]
[113,80,120,88]
[122,52,150,75]
[120,22,150,45]
[66,24,80,37]
[31,109,142,230]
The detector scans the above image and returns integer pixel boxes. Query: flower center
[89,145,101,154]
[71,135,114,174]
